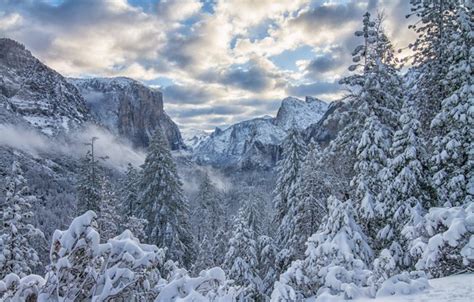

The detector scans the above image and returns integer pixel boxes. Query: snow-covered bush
[39,210,166,301]
[155,266,239,301]
[413,203,474,277]
[0,273,45,302]
[375,271,429,298]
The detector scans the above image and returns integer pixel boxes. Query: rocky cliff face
[193,97,329,169]
[0,38,90,135]
[70,77,185,150]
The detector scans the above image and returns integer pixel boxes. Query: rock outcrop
[70,77,185,150]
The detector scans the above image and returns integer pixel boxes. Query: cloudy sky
[0,0,415,131]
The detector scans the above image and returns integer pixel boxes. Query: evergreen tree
[119,163,147,241]
[430,1,473,207]
[375,97,433,274]
[119,163,140,217]
[193,173,224,243]
[137,129,194,267]
[258,235,278,301]
[0,161,43,279]
[273,128,307,266]
[407,0,460,131]
[287,142,328,260]
[273,196,373,300]
[340,12,402,243]
[224,205,261,300]
[76,150,102,215]
[212,228,229,267]
[97,175,121,242]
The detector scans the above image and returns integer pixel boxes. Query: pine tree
[287,142,328,260]
[193,173,224,243]
[76,150,102,215]
[258,235,278,301]
[407,0,460,131]
[273,196,373,300]
[224,206,261,300]
[118,163,147,241]
[119,163,140,217]
[430,1,473,207]
[97,175,121,242]
[375,97,433,274]
[273,128,307,266]
[0,161,43,279]
[340,12,402,244]
[137,129,195,267]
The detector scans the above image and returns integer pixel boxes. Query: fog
[0,123,145,170]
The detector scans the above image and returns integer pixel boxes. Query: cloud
[221,65,271,92]
[0,123,145,169]
[287,81,341,97]
[0,0,415,130]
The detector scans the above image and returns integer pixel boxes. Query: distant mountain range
[0,37,344,172]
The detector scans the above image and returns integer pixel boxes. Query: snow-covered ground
[360,274,474,302]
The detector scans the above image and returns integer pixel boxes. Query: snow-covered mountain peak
[274,96,328,131]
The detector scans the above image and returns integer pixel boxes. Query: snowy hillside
[193,96,328,169]
[0,38,90,136]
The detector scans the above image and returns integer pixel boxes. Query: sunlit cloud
[0,0,414,131]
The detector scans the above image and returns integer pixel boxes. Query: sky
[0,0,415,131]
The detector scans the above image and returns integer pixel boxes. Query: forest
[0,0,472,301]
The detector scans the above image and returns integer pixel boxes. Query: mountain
[70,77,184,150]
[193,97,328,169]
[274,96,328,130]
[0,38,90,135]
[181,128,210,150]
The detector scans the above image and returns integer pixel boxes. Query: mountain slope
[0,38,90,136]
[70,77,184,150]
[193,97,328,169]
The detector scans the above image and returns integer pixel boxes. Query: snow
[353,274,474,302]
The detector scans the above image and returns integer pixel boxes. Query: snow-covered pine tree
[286,142,328,260]
[258,235,278,301]
[224,205,261,300]
[193,234,214,274]
[340,12,402,244]
[118,163,147,240]
[0,161,43,279]
[407,0,460,131]
[272,195,373,301]
[212,228,229,267]
[430,1,473,207]
[76,150,102,215]
[375,97,434,276]
[273,128,307,267]
[97,175,121,241]
[119,163,140,217]
[193,172,224,243]
[137,129,195,268]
